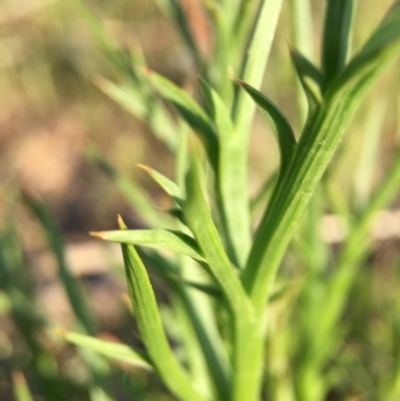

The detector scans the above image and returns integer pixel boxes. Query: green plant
[24,0,400,400]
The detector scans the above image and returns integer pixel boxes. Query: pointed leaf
[233,0,284,137]
[117,216,206,401]
[361,2,400,54]
[91,228,205,262]
[290,48,323,114]
[200,78,251,267]
[290,0,314,125]
[59,330,153,370]
[23,195,96,334]
[182,155,250,311]
[244,1,400,314]
[94,76,178,151]
[146,71,219,170]
[136,249,220,296]
[71,0,129,74]
[182,152,263,401]
[156,0,207,77]
[333,1,400,94]
[138,164,185,205]
[237,80,297,175]
[85,146,169,227]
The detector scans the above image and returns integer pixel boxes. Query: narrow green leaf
[290,0,315,125]
[219,0,241,32]
[233,0,284,136]
[200,78,252,267]
[177,290,231,401]
[290,48,323,116]
[137,251,230,399]
[137,248,218,297]
[117,215,206,401]
[171,294,214,400]
[91,228,205,262]
[24,195,96,334]
[138,164,185,205]
[321,0,354,86]
[182,155,250,312]
[156,0,207,78]
[182,153,264,401]
[147,71,219,170]
[362,2,400,53]
[85,146,169,228]
[244,1,400,313]
[178,279,221,298]
[290,0,314,63]
[94,77,178,151]
[237,80,297,175]
[332,1,400,95]
[231,0,259,59]
[203,1,233,102]
[145,70,214,135]
[12,371,34,401]
[70,0,131,75]
[59,330,153,371]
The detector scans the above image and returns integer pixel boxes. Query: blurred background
[0,0,400,400]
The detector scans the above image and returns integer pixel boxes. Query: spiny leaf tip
[117,214,127,229]
[137,163,151,172]
[54,327,66,337]
[89,231,105,239]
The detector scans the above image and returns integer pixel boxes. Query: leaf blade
[117,216,206,401]
[91,228,205,262]
[146,71,219,170]
[237,80,297,175]
[60,330,153,370]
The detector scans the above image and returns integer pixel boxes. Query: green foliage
[2,1,400,401]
